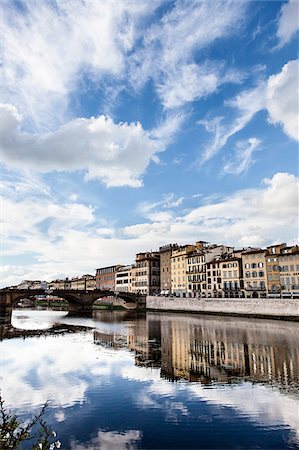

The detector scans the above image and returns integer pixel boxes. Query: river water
[1,309,299,449]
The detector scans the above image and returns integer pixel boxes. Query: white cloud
[223,137,262,175]
[1,326,133,411]
[137,193,185,218]
[0,0,157,129]
[189,383,299,441]
[130,1,247,109]
[1,172,298,288]
[266,60,299,141]
[276,0,299,47]
[0,104,164,188]
[124,172,299,248]
[70,430,142,450]
[199,83,265,163]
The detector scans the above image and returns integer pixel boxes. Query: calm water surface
[1,309,299,449]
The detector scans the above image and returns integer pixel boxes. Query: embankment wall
[146,296,299,320]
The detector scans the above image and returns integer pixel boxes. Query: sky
[0,0,298,287]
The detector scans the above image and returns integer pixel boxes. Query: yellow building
[171,244,195,295]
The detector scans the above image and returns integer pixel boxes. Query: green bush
[0,396,61,450]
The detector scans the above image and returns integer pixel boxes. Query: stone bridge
[0,288,145,325]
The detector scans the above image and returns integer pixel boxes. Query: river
[1,309,299,449]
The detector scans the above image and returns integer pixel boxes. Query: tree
[0,396,61,450]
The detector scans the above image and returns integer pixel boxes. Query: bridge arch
[0,288,145,325]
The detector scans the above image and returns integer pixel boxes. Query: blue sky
[0,0,298,286]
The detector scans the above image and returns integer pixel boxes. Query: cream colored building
[171,244,195,295]
[265,243,286,294]
[241,249,267,297]
[186,244,233,297]
[218,257,243,297]
[49,279,65,290]
[278,245,299,297]
[115,265,133,293]
[69,274,95,290]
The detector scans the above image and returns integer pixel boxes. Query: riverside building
[242,249,267,297]
[159,243,178,294]
[115,265,133,293]
[96,265,123,291]
[171,244,195,296]
[278,245,299,297]
[131,252,160,295]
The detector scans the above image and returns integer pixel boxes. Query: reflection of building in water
[93,315,299,389]
[158,319,299,387]
[128,319,161,368]
[94,331,128,349]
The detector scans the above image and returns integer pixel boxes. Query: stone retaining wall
[146,296,299,320]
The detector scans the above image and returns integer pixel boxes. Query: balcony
[245,286,266,291]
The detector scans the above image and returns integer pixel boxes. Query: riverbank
[0,322,92,340]
[146,296,299,321]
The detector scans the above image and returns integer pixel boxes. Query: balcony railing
[281,285,299,290]
[245,286,266,291]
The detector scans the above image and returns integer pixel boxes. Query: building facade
[218,256,243,297]
[96,265,123,291]
[241,249,267,297]
[159,243,178,293]
[171,244,195,296]
[115,265,133,293]
[265,244,286,294]
[131,252,160,295]
[278,245,299,297]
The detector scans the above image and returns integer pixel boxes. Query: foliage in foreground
[0,396,61,450]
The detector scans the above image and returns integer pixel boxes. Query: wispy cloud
[0,0,158,129]
[198,82,265,164]
[223,137,262,176]
[129,1,247,109]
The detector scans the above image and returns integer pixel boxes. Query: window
[245,272,250,278]
[268,274,273,281]
[245,263,250,269]
[259,271,264,277]
[258,262,263,268]
[290,265,294,271]
[251,263,257,269]
[252,271,257,278]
